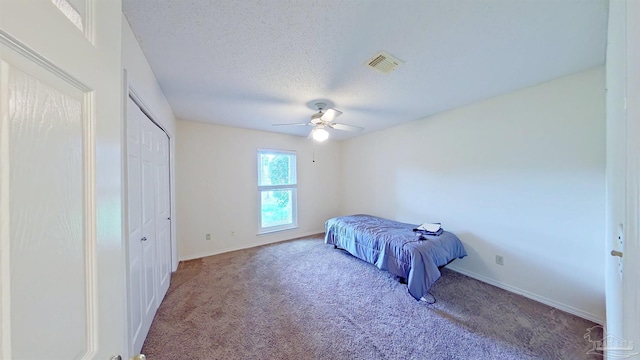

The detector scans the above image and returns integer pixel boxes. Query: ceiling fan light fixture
[312,127,329,142]
[311,112,323,123]
[272,100,361,140]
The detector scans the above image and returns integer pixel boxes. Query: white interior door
[127,97,155,354]
[140,105,158,326]
[127,96,171,354]
[605,0,626,340]
[605,1,640,358]
[0,1,125,359]
[622,0,640,354]
[152,121,171,305]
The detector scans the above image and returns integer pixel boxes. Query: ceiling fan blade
[272,122,311,126]
[320,108,342,122]
[329,123,364,132]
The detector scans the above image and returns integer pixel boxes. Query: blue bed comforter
[324,214,467,300]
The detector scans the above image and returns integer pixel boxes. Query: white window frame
[257,149,298,234]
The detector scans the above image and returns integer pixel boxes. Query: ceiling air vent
[365,51,403,74]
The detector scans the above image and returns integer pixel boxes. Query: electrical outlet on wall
[206,233,212,241]
[496,255,504,266]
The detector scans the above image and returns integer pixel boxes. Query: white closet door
[126,97,171,354]
[153,123,171,304]
[140,106,158,321]
[127,97,155,354]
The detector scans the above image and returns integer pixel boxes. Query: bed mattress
[325,214,467,300]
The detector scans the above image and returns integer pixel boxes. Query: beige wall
[176,122,342,260]
[340,67,606,323]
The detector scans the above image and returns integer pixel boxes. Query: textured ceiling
[122,0,608,140]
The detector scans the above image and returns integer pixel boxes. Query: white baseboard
[179,230,325,262]
[446,265,605,325]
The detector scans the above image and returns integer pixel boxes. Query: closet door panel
[127,99,157,354]
[153,125,171,303]
[140,117,157,317]
[126,96,171,353]
[126,98,145,352]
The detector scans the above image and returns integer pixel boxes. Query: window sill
[257,226,299,236]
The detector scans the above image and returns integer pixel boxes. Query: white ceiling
[122,0,608,141]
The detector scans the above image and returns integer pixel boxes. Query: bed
[324,214,467,300]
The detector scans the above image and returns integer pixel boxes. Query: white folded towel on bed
[416,223,441,232]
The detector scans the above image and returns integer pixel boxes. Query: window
[257,149,297,233]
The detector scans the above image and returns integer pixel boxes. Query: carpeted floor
[142,235,601,359]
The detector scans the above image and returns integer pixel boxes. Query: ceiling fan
[273,102,364,141]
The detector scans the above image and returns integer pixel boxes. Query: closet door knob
[141,237,147,242]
